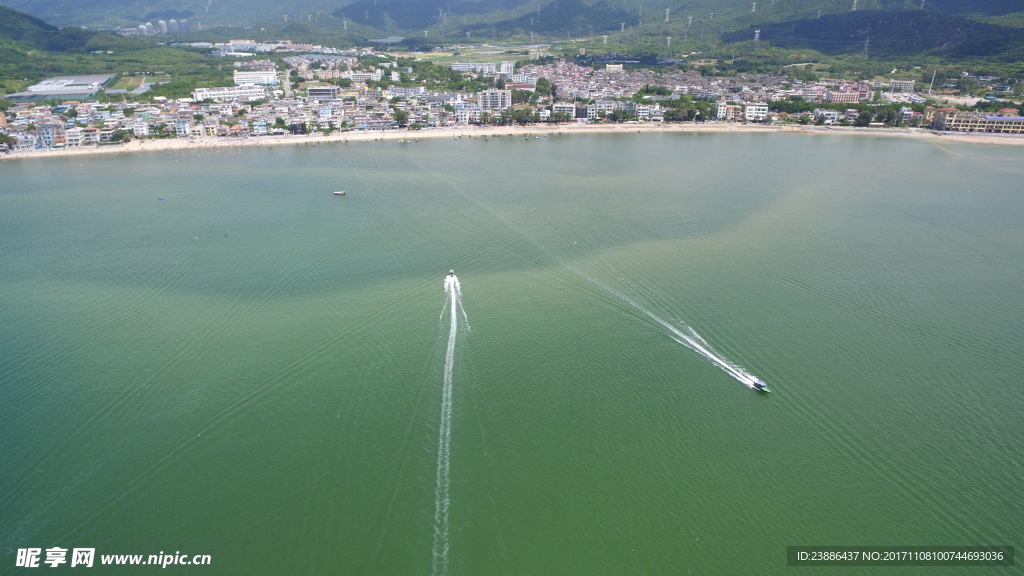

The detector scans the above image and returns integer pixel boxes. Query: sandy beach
[3,122,1023,162]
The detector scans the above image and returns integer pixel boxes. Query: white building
[192,85,267,102]
[508,74,538,86]
[233,70,279,85]
[552,102,576,117]
[813,108,839,124]
[343,70,383,83]
[65,127,84,146]
[307,85,339,101]
[387,86,426,97]
[889,79,915,92]
[499,61,515,74]
[477,89,512,111]
[744,103,769,122]
[450,62,497,74]
[825,90,861,104]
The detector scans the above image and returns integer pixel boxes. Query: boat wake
[667,326,760,389]
[432,182,759,389]
[433,271,464,576]
[572,267,761,388]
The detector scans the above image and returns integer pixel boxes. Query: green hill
[470,0,630,34]
[3,0,1024,34]
[724,9,1024,62]
[3,0,1024,65]
[0,4,92,50]
[333,0,532,32]
[0,5,233,97]
[0,0,343,28]
[926,0,1024,17]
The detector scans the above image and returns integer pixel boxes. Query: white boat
[333,190,346,196]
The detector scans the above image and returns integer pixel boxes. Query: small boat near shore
[333,190,346,196]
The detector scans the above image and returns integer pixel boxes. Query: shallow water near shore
[2,132,1023,574]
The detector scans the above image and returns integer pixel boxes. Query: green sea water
[2,132,1022,574]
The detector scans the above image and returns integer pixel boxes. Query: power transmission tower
[754,29,760,49]
[665,9,670,22]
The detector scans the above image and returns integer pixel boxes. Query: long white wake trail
[573,267,761,388]
[433,273,462,576]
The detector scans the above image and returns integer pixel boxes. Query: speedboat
[753,380,770,393]
[448,269,455,276]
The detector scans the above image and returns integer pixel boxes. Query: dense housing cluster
[2,45,1020,152]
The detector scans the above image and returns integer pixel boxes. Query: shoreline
[4,122,1024,162]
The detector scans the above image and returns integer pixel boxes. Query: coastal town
[3,41,1023,153]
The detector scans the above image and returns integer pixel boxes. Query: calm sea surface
[2,132,1022,574]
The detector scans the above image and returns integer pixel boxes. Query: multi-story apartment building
[477,89,512,111]
[192,85,267,102]
[233,70,279,85]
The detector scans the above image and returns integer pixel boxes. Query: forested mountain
[4,0,1024,33]
[0,0,206,28]
[464,0,630,34]
[0,4,93,50]
[725,9,1024,62]
[2,0,1024,65]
